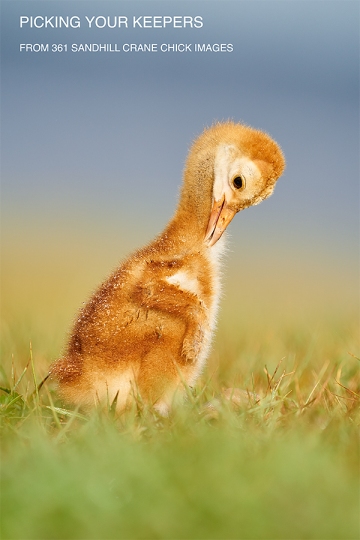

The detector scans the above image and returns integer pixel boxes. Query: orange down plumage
[50,121,285,415]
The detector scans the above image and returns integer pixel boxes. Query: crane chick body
[51,122,285,414]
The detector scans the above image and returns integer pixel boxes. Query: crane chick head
[203,122,285,246]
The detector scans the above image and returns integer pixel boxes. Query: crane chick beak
[205,194,237,247]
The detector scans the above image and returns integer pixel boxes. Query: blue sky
[1,1,359,302]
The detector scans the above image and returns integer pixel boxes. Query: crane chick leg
[132,280,209,364]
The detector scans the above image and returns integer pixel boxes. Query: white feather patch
[166,270,200,296]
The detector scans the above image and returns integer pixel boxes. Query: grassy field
[1,305,359,540]
[1,241,359,540]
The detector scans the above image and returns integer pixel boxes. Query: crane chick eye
[233,175,245,190]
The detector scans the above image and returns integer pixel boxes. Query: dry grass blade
[45,406,88,421]
[264,357,287,394]
[329,391,359,403]
[335,379,360,399]
[11,354,16,387]
[12,358,31,393]
[304,360,330,406]
[29,341,39,405]
[273,370,295,394]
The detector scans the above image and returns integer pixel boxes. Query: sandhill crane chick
[50,122,285,415]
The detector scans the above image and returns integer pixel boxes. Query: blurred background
[1,0,358,368]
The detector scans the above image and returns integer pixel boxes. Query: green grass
[1,313,359,540]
